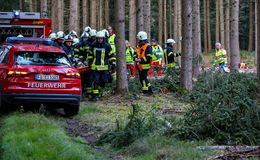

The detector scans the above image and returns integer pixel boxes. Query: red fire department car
[0,11,52,43]
[0,37,82,116]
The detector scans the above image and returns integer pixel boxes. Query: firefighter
[75,32,93,96]
[78,32,92,96]
[73,38,80,47]
[135,31,153,95]
[63,35,75,65]
[53,31,65,49]
[164,39,180,68]
[69,30,78,39]
[125,40,136,77]
[88,29,97,44]
[107,26,116,54]
[88,31,116,101]
[105,28,116,80]
[149,39,164,76]
[48,33,56,42]
[74,32,90,65]
[84,26,92,34]
[214,42,228,67]
[102,29,109,43]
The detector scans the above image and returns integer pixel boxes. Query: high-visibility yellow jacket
[108,34,116,54]
[214,48,227,65]
[151,45,164,63]
[126,47,135,65]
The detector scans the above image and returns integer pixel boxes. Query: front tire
[64,104,80,117]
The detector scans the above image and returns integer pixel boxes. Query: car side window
[0,47,9,64]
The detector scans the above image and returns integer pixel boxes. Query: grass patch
[0,113,107,160]
[117,136,216,160]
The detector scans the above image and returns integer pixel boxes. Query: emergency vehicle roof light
[13,10,20,18]
[6,37,53,46]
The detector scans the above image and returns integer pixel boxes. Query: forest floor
[0,94,221,160]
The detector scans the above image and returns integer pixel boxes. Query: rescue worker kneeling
[135,31,153,95]
[88,31,116,101]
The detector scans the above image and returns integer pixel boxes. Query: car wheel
[64,104,79,117]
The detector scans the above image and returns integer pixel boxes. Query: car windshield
[15,52,72,67]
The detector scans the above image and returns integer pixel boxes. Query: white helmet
[137,31,147,40]
[73,38,80,45]
[64,35,73,42]
[17,34,24,38]
[89,29,97,37]
[48,33,56,40]
[56,31,65,39]
[84,26,91,33]
[166,39,176,44]
[215,42,221,47]
[96,31,105,38]
[81,32,89,38]
[102,29,109,38]
[69,30,78,37]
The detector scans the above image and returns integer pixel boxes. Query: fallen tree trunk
[197,146,260,160]
[197,145,259,152]
[210,147,260,160]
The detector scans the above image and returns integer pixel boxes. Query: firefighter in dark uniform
[63,35,75,65]
[53,31,66,49]
[88,29,97,45]
[135,31,153,95]
[74,32,93,97]
[164,39,180,68]
[88,31,116,101]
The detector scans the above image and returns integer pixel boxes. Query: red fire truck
[0,10,52,43]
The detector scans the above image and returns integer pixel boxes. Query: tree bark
[203,0,208,53]
[216,0,220,42]
[129,0,136,46]
[115,0,129,94]
[225,0,231,61]
[163,0,167,46]
[177,0,182,65]
[248,0,255,52]
[220,0,225,46]
[181,0,193,91]
[256,0,258,64]
[82,0,89,30]
[257,0,260,92]
[104,0,110,27]
[69,0,79,33]
[207,0,212,53]
[174,0,178,44]
[51,0,57,31]
[136,0,144,32]
[143,0,151,40]
[41,0,47,18]
[90,0,97,29]
[19,0,24,10]
[192,0,201,79]
[169,0,173,38]
[158,0,163,46]
[230,0,240,72]
[29,0,33,12]
[99,0,104,29]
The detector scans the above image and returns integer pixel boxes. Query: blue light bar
[6,37,53,46]
[13,10,20,18]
